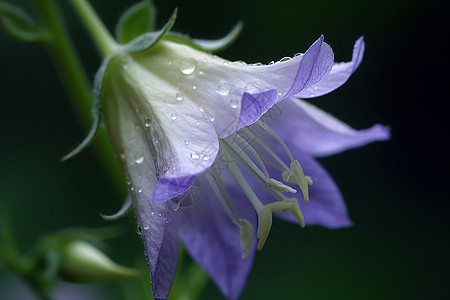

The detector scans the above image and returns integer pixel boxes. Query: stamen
[256,120,294,161]
[223,137,267,180]
[222,145,302,250]
[283,160,313,203]
[224,135,296,194]
[206,171,254,259]
[242,128,289,170]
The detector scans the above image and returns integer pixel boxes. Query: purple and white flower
[101,35,389,300]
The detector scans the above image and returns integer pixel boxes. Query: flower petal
[135,37,333,140]
[102,77,178,299]
[177,174,257,300]
[296,36,365,98]
[236,35,334,130]
[264,98,390,157]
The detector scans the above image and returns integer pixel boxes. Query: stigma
[205,118,313,256]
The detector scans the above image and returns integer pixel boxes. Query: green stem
[68,0,119,57]
[1,210,51,300]
[33,0,126,196]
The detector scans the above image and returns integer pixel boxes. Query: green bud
[58,240,138,283]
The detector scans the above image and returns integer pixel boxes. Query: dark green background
[1,0,449,299]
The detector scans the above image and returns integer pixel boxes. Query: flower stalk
[33,0,125,195]
[68,0,119,57]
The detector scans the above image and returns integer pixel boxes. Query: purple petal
[132,179,179,299]
[177,174,257,300]
[296,36,365,98]
[235,36,334,131]
[264,98,390,157]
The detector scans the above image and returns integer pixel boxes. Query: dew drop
[184,139,189,145]
[135,156,144,164]
[138,189,142,193]
[230,99,239,108]
[178,58,196,75]
[196,120,201,126]
[244,84,257,93]
[170,113,178,120]
[209,116,215,122]
[190,152,200,160]
[198,106,205,112]
[144,116,151,128]
[136,226,142,235]
[143,225,149,230]
[203,154,211,161]
[216,83,231,96]
[279,56,291,62]
[169,197,182,211]
[269,60,275,65]
[150,211,155,216]
[192,84,197,90]
[223,61,229,66]
[176,92,184,102]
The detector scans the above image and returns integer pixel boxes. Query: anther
[283,160,313,203]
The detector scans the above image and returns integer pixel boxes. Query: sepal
[164,21,243,53]
[124,8,177,54]
[61,56,112,161]
[0,2,49,42]
[115,0,156,44]
[100,195,132,221]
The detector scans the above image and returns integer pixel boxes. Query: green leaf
[115,0,156,44]
[0,2,48,42]
[164,21,243,53]
[124,8,177,54]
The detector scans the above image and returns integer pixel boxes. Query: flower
[101,35,389,300]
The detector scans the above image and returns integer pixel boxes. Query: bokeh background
[1,0,449,299]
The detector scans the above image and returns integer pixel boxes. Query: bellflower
[100,32,389,299]
[68,7,391,298]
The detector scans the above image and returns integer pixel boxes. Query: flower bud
[58,240,138,283]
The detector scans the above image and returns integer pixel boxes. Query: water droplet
[196,120,201,126]
[279,56,291,62]
[313,86,318,90]
[144,116,151,127]
[135,156,144,164]
[216,83,231,96]
[143,225,149,230]
[198,106,205,112]
[269,60,275,65]
[169,197,182,211]
[150,211,155,216]
[309,93,315,97]
[136,226,142,235]
[184,139,189,145]
[230,99,239,108]
[178,58,196,75]
[190,152,200,160]
[244,84,257,93]
[192,84,197,90]
[170,113,178,120]
[294,52,303,57]
[176,92,184,102]
[209,116,215,122]
[223,61,229,66]
[138,189,142,193]
[198,70,204,75]
[203,155,211,161]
